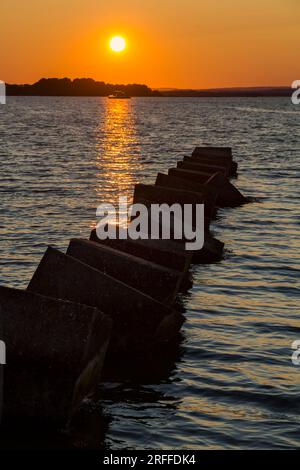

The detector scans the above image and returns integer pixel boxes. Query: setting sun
[110,36,126,53]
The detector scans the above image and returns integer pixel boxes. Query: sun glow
[110,36,126,53]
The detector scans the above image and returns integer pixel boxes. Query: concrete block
[67,238,184,303]
[168,168,247,207]
[89,230,193,292]
[178,160,229,176]
[155,172,217,219]
[133,183,211,229]
[186,155,237,176]
[0,286,112,423]
[90,229,192,273]
[192,146,232,159]
[27,247,184,356]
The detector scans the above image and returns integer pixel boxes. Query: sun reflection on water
[95,98,141,209]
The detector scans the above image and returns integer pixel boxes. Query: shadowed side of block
[168,168,247,207]
[190,147,238,175]
[67,238,184,303]
[27,247,184,356]
[89,229,192,273]
[192,146,232,159]
[0,285,112,423]
[177,160,229,176]
[206,172,247,206]
[184,155,237,176]
[168,168,211,185]
[133,183,213,224]
[131,187,224,263]
[155,172,216,219]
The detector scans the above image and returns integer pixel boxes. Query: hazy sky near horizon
[1,0,299,88]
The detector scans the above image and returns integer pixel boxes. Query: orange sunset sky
[1,0,299,88]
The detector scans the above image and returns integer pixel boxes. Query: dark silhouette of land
[6,78,159,97]
[6,78,291,97]
[158,86,291,97]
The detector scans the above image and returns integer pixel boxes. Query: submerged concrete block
[177,160,229,176]
[192,234,224,263]
[0,286,112,423]
[90,229,192,273]
[152,229,224,263]
[192,146,232,159]
[186,155,237,176]
[206,172,247,206]
[133,183,212,227]
[231,160,238,175]
[134,183,205,206]
[132,184,224,262]
[168,167,211,184]
[184,155,231,171]
[67,238,184,303]
[89,230,193,291]
[105,205,222,266]
[155,172,217,219]
[190,147,238,176]
[131,195,211,236]
[168,168,247,207]
[27,247,184,356]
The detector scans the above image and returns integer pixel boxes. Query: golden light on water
[109,35,126,53]
[95,98,140,211]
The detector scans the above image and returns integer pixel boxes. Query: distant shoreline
[7,94,291,99]
[6,78,291,98]
[155,89,291,97]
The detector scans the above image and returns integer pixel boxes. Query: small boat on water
[108,90,131,99]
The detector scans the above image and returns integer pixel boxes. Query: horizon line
[4,77,292,91]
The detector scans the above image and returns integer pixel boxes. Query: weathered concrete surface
[155,172,217,219]
[150,228,224,263]
[186,154,238,176]
[168,168,247,207]
[90,228,192,273]
[231,161,238,176]
[184,155,231,173]
[168,167,212,184]
[192,235,224,263]
[190,152,232,164]
[131,195,211,236]
[206,172,247,206]
[190,147,238,175]
[134,183,205,206]
[132,184,224,261]
[89,230,193,291]
[192,146,232,159]
[67,238,183,303]
[0,285,112,422]
[28,247,184,356]
[177,160,229,177]
[133,183,212,229]
[107,201,222,264]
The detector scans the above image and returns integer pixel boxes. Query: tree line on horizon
[6,77,291,97]
[6,78,160,97]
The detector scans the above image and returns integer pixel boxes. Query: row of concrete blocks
[0,146,248,426]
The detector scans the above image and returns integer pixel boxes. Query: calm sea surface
[0,97,299,449]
